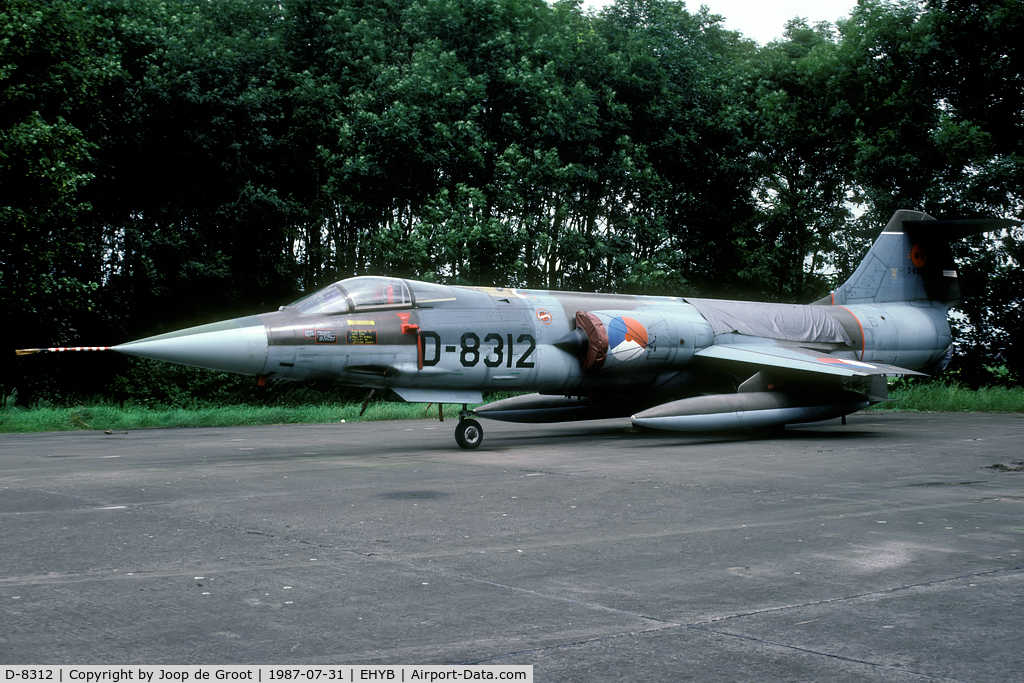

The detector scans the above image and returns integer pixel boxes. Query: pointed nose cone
[113,315,269,376]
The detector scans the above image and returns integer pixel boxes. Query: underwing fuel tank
[630,392,871,432]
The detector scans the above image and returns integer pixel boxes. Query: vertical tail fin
[821,210,1019,306]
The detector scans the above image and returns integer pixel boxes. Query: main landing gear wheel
[455,418,483,449]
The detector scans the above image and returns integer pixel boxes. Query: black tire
[455,419,483,449]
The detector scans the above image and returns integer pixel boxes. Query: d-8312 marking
[419,332,536,369]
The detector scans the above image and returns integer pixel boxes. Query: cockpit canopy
[288,277,456,316]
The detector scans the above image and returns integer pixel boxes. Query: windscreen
[290,283,349,315]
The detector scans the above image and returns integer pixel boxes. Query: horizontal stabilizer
[902,217,1020,237]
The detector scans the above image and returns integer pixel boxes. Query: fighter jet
[19,210,1020,448]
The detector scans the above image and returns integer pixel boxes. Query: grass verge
[1,384,1021,434]
[0,401,469,434]
[868,383,1024,413]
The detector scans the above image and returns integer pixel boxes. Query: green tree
[595,0,756,296]
[921,0,1024,385]
[728,20,858,300]
[86,0,297,336]
[1,0,124,400]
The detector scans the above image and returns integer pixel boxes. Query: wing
[693,342,924,380]
[629,340,919,432]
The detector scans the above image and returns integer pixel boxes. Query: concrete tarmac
[1,413,1023,681]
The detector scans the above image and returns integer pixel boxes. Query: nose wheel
[455,418,483,449]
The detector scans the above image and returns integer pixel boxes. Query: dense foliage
[2,0,1021,406]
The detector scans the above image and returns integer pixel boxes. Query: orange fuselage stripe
[838,305,866,361]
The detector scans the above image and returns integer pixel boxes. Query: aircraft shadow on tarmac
[454,417,886,451]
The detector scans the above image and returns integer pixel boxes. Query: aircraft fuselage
[130,276,950,406]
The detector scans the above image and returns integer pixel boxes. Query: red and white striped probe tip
[15,346,111,356]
